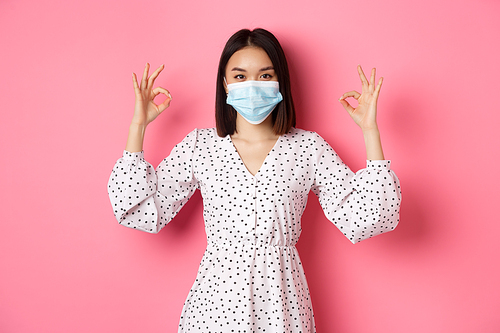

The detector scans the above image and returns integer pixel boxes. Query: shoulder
[181,128,219,140]
[288,128,337,159]
[285,127,324,144]
[195,127,215,135]
[184,128,227,150]
[194,127,225,142]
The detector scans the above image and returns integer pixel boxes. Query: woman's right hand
[125,64,172,152]
[131,63,172,127]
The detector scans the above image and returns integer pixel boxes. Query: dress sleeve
[310,133,401,244]
[107,129,199,233]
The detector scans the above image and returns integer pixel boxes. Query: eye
[234,74,245,80]
[261,73,273,79]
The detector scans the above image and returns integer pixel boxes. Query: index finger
[148,64,165,88]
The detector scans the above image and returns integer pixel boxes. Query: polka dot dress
[108,128,402,332]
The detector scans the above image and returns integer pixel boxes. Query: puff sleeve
[107,129,199,233]
[310,133,401,244]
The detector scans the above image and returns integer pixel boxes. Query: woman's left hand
[339,65,383,132]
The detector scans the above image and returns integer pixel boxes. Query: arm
[107,63,186,234]
[312,67,400,243]
[339,65,385,161]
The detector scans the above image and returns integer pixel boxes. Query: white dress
[108,127,401,333]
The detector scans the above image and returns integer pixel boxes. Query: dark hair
[215,28,296,137]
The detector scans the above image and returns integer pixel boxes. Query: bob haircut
[215,28,296,137]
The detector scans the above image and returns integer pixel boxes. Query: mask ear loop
[224,77,228,95]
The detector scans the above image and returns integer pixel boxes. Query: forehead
[226,47,273,70]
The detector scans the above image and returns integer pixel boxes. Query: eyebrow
[231,66,275,72]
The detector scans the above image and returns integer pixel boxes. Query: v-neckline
[228,134,282,177]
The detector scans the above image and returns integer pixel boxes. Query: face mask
[226,80,283,125]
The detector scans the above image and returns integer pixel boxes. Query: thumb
[339,98,354,115]
[153,87,172,113]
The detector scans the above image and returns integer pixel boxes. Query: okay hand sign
[339,66,383,132]
[131,63,172,127]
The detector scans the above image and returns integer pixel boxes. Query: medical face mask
[226,80,283,125]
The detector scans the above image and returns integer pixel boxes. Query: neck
[232,113,277,141]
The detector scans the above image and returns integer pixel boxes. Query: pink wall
[1,0,499,332]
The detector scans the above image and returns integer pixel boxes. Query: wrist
[362,126,380,137]
[126,123,147,153]
[362,127,384,160]
[129,122,148,132]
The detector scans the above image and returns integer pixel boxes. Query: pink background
[1,0,499,332]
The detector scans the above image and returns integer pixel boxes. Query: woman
[108,28,401,332]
